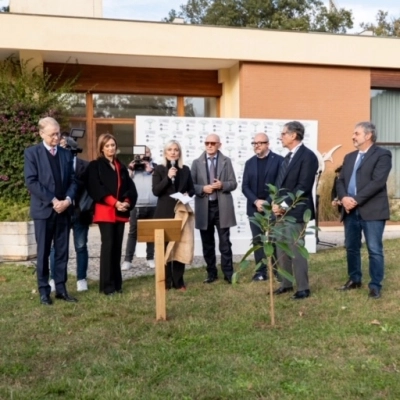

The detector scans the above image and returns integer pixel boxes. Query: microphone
[171,160,176,184]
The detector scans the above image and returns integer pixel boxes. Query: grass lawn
[1,240,400,399]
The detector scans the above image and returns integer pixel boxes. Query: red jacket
[86,157,137,223]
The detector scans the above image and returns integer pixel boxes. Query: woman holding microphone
[152,140,195,291]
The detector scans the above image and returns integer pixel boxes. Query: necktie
[50,147,55,156]
[209,156,217,201]
[276,152,292,189]
[347,152,364,196]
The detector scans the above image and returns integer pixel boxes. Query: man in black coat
[336,121,392,299]
[242,132,283,281]
[272,121,318,300]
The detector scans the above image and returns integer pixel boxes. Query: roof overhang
[1,13,400,70]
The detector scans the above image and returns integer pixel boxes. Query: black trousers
[165,260,185,289]
[34,210,70,296]
[200,201,233,279]
[98,222,125,294]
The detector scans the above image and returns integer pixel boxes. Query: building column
[218,63,240,118]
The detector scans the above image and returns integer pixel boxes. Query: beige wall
[240,63,371,167]
[10,0,102,18]
[18,50,43,72]
[218,64,240,118]
[1,13,400,70]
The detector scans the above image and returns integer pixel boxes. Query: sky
[1,0,399,32]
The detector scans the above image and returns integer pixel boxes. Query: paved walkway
[10,224,400,282]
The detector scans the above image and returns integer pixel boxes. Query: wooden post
[154,229,166,321]
[268,257,275,326]
[137,219,182,321]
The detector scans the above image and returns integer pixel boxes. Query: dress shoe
[291,290,311,300]
[224,276,232,284]
[55,292,78,302]
[368,288,381,299]
[40,295,53,305]
[337,280,362,291]
[203,276,218,284]
[273,286,294,295]
[252,273,268,282]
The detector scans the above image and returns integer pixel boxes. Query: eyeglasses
[251,141,269,146]
[205,142,219,146]
[44,133,60,139]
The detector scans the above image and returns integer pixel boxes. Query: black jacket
[152,163,194,219]
[86,157,138,220]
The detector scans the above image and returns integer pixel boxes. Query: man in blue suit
[24,117,78,305]
[242,133,283,281]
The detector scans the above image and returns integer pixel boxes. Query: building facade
[1,1,400,191]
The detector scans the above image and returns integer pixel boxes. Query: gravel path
[8,224,400,282]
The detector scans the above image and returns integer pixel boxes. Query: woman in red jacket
[87,133,137,295]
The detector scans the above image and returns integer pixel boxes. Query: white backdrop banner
[134,116,319,257]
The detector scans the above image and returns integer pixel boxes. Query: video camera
[61,128,85,155]
[129,145,151,171]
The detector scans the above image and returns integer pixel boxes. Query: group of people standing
[24,117,392,306]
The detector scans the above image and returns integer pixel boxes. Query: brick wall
[239,62,371,168]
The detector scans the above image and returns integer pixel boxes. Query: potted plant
[0,198,34,261]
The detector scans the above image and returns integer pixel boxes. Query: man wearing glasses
[24,117,78,305]
[191,134,237,284]
[242,133,283,281]
[272,121,318,300]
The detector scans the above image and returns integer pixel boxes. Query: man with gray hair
[336,121,392,299]
[191,133,237,284]
[272,121,318,300]
[24,117,78,305]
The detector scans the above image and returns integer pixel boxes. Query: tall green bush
[0,56,77,203]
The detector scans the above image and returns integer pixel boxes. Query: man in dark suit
[272,121,318,300]
[336,121,392,299]
[242,132,283,281]
[24,117,78,305]
[191,134,237,284]
[49,136,92,293]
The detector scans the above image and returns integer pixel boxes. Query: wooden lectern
[137,219,182,321]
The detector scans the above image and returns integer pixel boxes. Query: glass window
[371,89,400,197]
[65,93,86,117]
[93,94,177,118]
[184,97,217,117]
